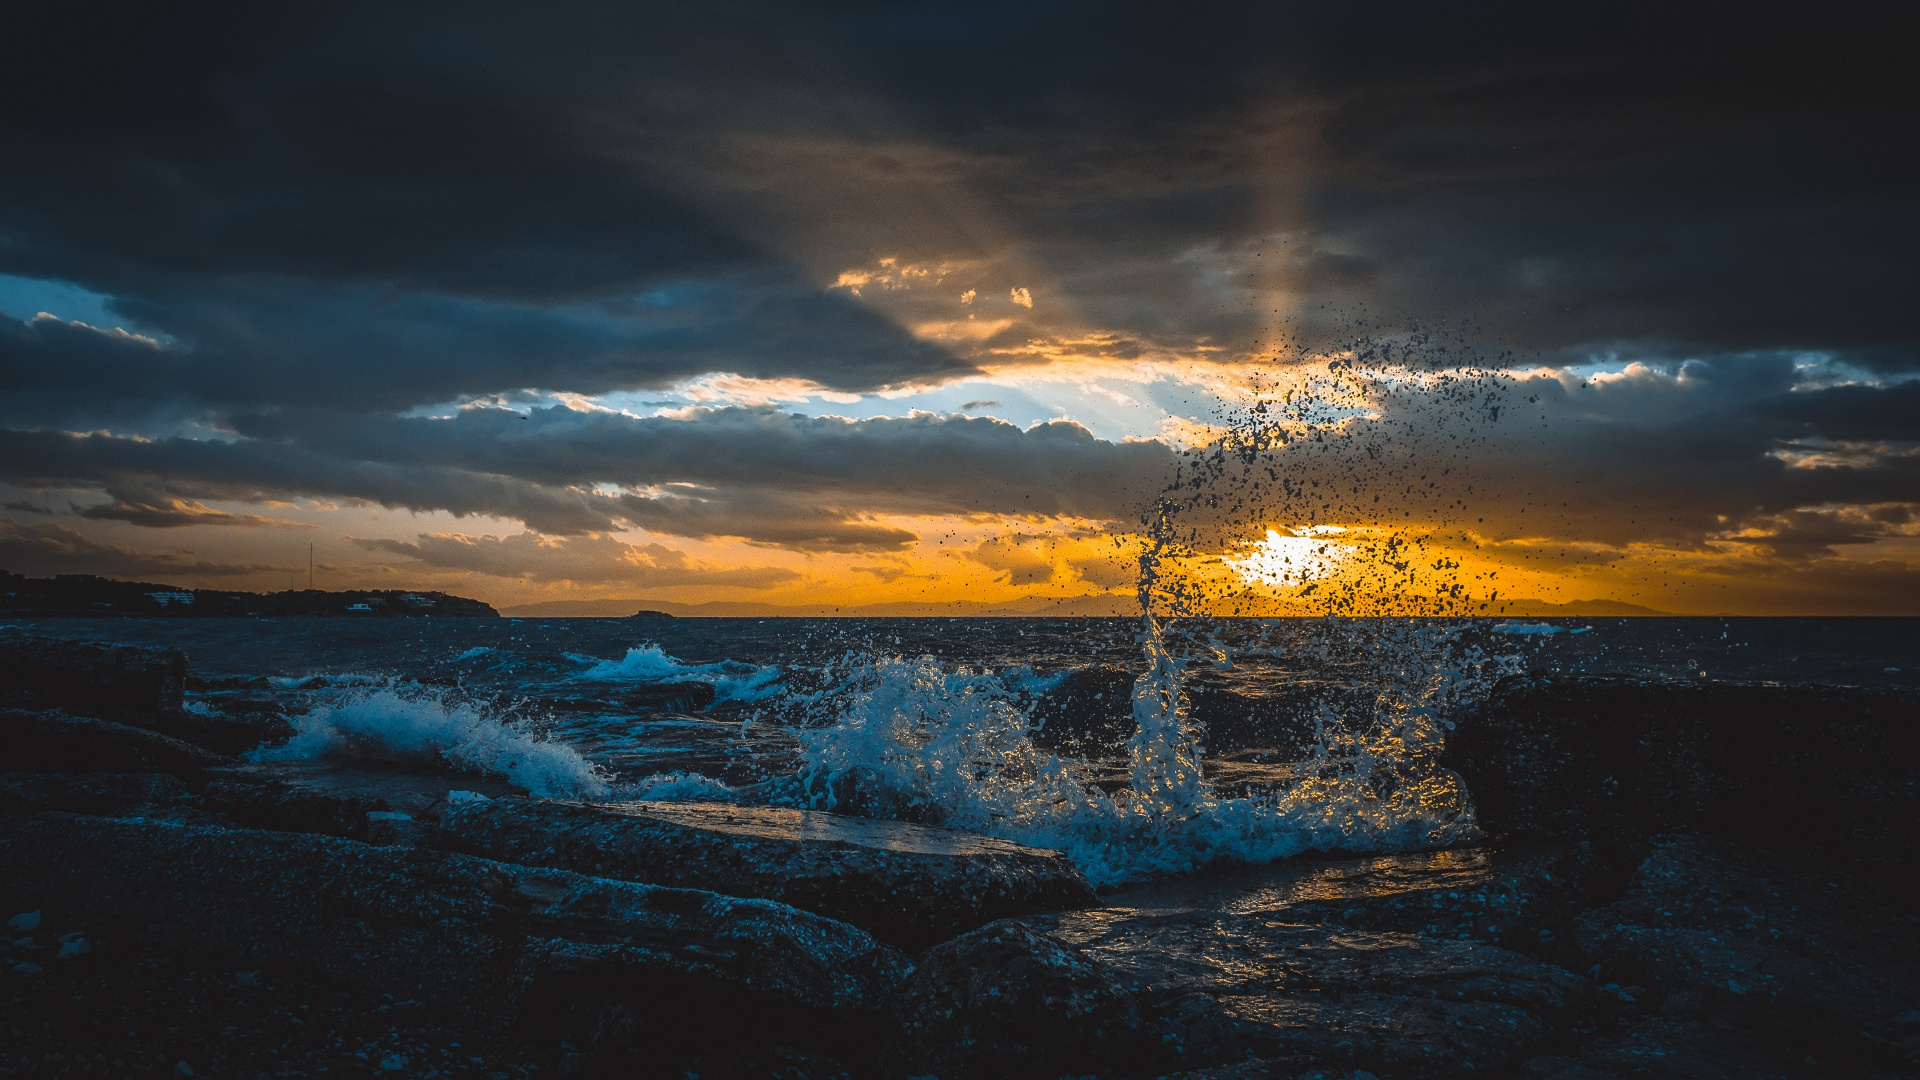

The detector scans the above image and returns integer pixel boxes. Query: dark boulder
[0,772,191,816]
[118,707,297,756]
[436,796,1099,951]
[882,919,1141,1079]
[204,760,525,840]
[1572,834,1919,1071]
[1442,675,1920,884]
[0,813,910,1062]
[0,630,187,717]
[1035,906,1591,1077]
[619,681,715,713]
[2,709,224,777]
[1029,666,1347,760]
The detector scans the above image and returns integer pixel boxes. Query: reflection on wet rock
[435,795,1099,950]
[1036,906,1589,1076]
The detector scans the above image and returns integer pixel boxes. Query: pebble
[7,911,41,933]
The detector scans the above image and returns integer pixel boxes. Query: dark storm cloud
[0,408,1176,546]
[1748,382,1920,444]
[3,1,1913,419]
[0,428,617,535]
[1,0,1915,597]
[0,520,281,579]
[229,406,1169,518]
[349,532,800,587]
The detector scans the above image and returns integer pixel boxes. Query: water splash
[572,643,784,703]
[248,682,607,799]
[781,334,1524,885]
[783,619,1504,886]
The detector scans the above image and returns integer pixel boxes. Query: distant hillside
[500,593,1137,618]
[499,593,1676,618]
[0,570,499,618]
[1486,598,1673,616]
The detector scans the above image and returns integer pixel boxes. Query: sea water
[9,613,1916,886]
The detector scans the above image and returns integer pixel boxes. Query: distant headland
[0,570,499,618]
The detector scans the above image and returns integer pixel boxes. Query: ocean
[9,614,1917,888]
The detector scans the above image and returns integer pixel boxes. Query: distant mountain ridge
[0,570,499,618]
[498,595,1673,618]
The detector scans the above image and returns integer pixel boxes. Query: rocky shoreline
[3,629,1916,1078]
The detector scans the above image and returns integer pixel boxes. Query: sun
[1222,527,1350,588]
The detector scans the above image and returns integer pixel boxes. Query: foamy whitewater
[571,643,785,703]
[226,616,1520,885]
[249,682,609,799]
[782,617,1509,887]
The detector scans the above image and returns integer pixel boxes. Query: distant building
[344,602,374,613]
[147,591,195,607]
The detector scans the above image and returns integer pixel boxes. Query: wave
[783,620,1509,888]
[621,771,742,802]
[571,643,784,703]
[247,682,607,799]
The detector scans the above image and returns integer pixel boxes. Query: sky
[1,1,1916,615]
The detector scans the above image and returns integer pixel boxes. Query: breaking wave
[572,643,785,703]
[784,619,1510,888]
[248,683,608,800]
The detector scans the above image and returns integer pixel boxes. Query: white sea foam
[1492,622,1591,636]
[248,683,607,799]
[999,665,1074,697]
[452,646,495,661]
[787,620,1506,888]
[573,643,784,703]
[623,771,741,802]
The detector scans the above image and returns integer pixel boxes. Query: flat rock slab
[0,771,192,816]
[0,630,187,717]
[1035,907,1590,1077]
[3,709,225,776]
[438,796,1099,951]
[204,760,526,840]
[0,813,909,1056]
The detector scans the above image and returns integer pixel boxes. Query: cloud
[0,520,281,579]
[0,3,1916,608]
[350,532,800,588]
[968,535,1056,585]
[76,493,312,529]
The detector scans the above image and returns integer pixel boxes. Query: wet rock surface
[1034,906,1592,1077]
[3,709,225,777]
[436,795,1100,951]
[5,630,1915,1079]
[204,759,525,840]
[1572,834,1920,1072]
[1271,843,1613,957]
[1,813,909,1069]
[0,772,192,817]
[0,629,188,717]
[884,919,1142,1078]
[1444,675,1920,886]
